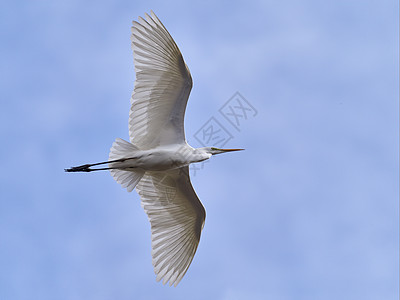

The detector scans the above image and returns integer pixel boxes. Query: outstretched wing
[136,167,206,286]
[130,11,193,149]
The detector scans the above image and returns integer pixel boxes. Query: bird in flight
[66,11,243,286]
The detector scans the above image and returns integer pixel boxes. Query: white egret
[66,11,243,286]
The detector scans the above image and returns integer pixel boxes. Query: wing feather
[130,11,192,149]
[136,167,206,286]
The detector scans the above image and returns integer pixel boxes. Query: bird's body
[109,143,210,172]
[66,11,243,286]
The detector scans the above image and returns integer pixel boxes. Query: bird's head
[203,147,244,156]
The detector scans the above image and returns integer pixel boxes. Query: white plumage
[66,11,243,287]
[129,11,192,150]
[137,168,205,286]
[126,13,205,285]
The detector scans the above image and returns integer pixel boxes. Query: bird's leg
[65,157,137,172]
[65,164,93,172]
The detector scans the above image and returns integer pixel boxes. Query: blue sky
[0,1,398,299]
